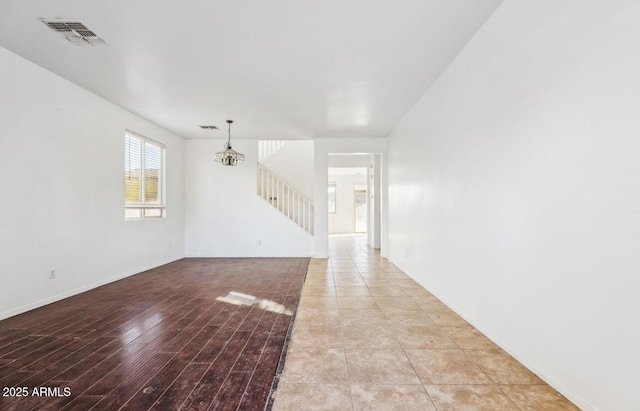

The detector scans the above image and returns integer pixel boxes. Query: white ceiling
[0,0,501,140]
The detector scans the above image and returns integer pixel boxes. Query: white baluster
[256,162,315,234]
[279,179,283,213]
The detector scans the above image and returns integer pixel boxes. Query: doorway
[318,152,384,258]
[327,166,368,235]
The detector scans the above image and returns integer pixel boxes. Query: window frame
[353,186,367,233]
[328,182,337,214]
[124,130,166,220]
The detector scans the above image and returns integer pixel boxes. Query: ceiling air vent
[199,125,219,130]
[42,20,107,45]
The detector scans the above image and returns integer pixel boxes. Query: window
[354,186,367,233]
[328,183,336,213]
[125,131,166,219]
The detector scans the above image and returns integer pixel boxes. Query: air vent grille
[199,125,219,130]
[42,20,107,45]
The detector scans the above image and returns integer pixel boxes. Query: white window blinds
[125,131,166,219]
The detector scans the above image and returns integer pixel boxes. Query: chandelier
[215,120,245,166]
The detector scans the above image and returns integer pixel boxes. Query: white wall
[260,141,314,199]
[386,2,640,410]
[328,173,367,234]
[184,140,313,257]
[328,154,370,168]
[0,47,185,320]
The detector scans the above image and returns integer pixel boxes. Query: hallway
[273,235,578,410]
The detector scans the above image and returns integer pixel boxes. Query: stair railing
[257,162,314,235]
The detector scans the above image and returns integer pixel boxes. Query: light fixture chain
[214,119,244,166]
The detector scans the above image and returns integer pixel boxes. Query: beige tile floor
[272,235,579,411]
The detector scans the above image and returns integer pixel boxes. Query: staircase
[257,162,314,235]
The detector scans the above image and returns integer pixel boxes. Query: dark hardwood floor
[0,258,308,411]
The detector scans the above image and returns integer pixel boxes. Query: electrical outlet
[49,269,56,279]
[258,240,262,246]
[168,242,172,250]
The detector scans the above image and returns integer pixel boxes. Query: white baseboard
[385,256,595,411]
[0,256,185,321]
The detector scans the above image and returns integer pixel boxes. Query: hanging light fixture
[215,120,245,166]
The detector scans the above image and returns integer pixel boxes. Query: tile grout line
[343,239,441,410]
[332,253,356,411]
